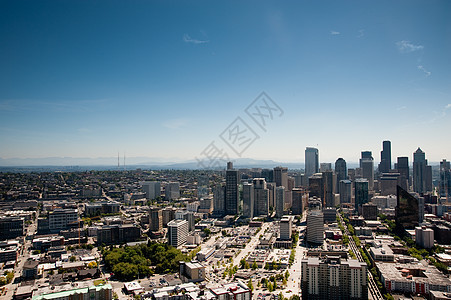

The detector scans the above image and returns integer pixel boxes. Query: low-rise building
[179,261,205,283]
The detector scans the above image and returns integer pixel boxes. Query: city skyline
[1,1,451,163]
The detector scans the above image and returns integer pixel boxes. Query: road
[337,213,383,300]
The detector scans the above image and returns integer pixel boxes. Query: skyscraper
[197,174,209,200]
[142,181,161,200]
[305,147,319,177]
[292,187,308,215]
[322,170,334,208]
[379,140,392,173]
[242,183,254,219]
[355,178,369,213]
[273,166,288,189]
[308,173,323,200]
[165,182,180,200]
[253,178,269,217]
[213,184,225,217]
[339,180,352,204]
[275,186,285,218]
[360,151,374,190]
[335,158,347,193]
[413,148,432,194]
[396,185,424,230]
[439,159,451,200]
[225,163,240,215]
[396,157,409,190]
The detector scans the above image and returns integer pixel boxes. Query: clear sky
[1,0,450,165]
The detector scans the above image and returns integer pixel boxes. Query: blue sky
[0,0,450,165]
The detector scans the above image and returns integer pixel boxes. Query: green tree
[247,279,254,291]
[251,261,258,270]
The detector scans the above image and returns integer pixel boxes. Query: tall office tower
[306,210,324,245]
[197,174,209,200]
[397,157,409,190]
[335,158,347,193]
[339,180,352,204]
[225,165,240,215]
[301,256,368,300]
[379,140,392,173]
[261,169,274,183]
[360,151,374,190]
[287,176,295,191]
[279,215,294,240]
[415,226,434,249]
[348,169,356,181]
[167,219,188,247]
[266,182,276,211]
[413,148,433,194]
[294,173,304,187]
[396,185,424,230]
[355,178,369,213]
[274,166,288,189]
[213,184,225,217]
[305,147,319,177]
[275,186,285,218]
[322,170,334,207]
[292,187,308,215]
[320,163,332,172]
[242,183,254,219]
[379,173,400,196]
[165,182,180,200]
[142,181,161,200]
[149,207,163,232]
[309,173,323,201]
[253,178,269,217]
[439,159,451,199]
[227,161,233,170]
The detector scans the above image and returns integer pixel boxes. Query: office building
[322,207,337,224]
[339,180,352,204]
[307,210,324,245]
[197,174,209,200]
[335,158,347,193]
[413,148,432,194]
[396,185,424,230]
[175,210,195,232]
[396,157,410,190]
[213,184,225,217]
[301,256,368,300]
[0,216,24,239]
[439,159,451,199]
[320,163,332,172]
[149,207,163,232]
[291,188,308,215]
[360,151,374,190]
[48,208,79,233]
[225,163,240,215]
[415,226,434,249]
[362,203,378,220]
[275,186,285,218]
[379,172,400,196]
[280,215,294,240]
[96,224,141,245]
[355,179,369,213]
[274,166,288,189]
[309,173,323,200]
[253,178,269,217]
[267,182,276,210]
[305,147,319,177]
[165,182,180,200]
[142,181,161,200]
[242,183,254,219]
[379,140,392,173]
[31,284,113,300]
[322,170,334,207]
[167,219,189,247]
[179,261,205,283]
[261,168,274,183]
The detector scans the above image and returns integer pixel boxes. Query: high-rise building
[0,217,24,239]
[197,174,209,200]
[396,157,409,190]
[292,187,308,215]
[306,210,324,245]
[274,166,288,189]
[305,147,319,177]
[149,208,163,232]
[360,151,374,190]
[213,184,225,217]
[379,172,400,196]
[415,226,434,249]
[301,256,368,300]
[261,169,274,183]
[396,185,424,230]
[48,209,79,233]
[322,170,334,208]
[335,158,347,193]
[320,163,332,172]
[308,173,323,200]
[280,215,294,240]
[225,164,240,216]
[355,179,369,213]
[379,140,392,173]
[167,219,188,247]
[165,182,180,200]
[413,148,432,194]
[275,186,285,218]
[242,183,254,219]
[267,182,276,211]
[253,178,269,217]
[339,180,352,204]
[362,203,378,220]
[439,159,451,199]
[142,181,161,200]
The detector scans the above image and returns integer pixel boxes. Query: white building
[142,181,161,200]
[415,226,434,249]
[48,209,78,232]
[279,215,293,240]
[165,182,180,200]
[167,219,188,247]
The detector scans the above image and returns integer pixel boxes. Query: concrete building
[179,261,205,283]
[48,208,79,233]
[96,224,141,245]
[167,219,188,247]
[309,173,323,200]
[362,203,378,220]
[415,226,434,249]
[360,151,374,190]
[280,215,293,240]
[301,256,368,300]
[307,210,324,245]
[274,166,288,189]
[339,180,352,204]
[142,181,161,200]
[335,158,347,193]
[149,207,163,232]
[379,173,400,196]
[396,156,410,190]
[320,163,332,172]
[322,170,335,208]
[0,216,24,239]
[225,164,239,215]
[275,186,285,218]
[379,140,392,173]
[291,187,307,216]
[213,184,225,217]
[305,147,319,177]
[253,178,269,217]
[165,182,180,201]
[31,284,113,300]
[439,159,451,199]
[242,183,254,219]
[413,148,432,194]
